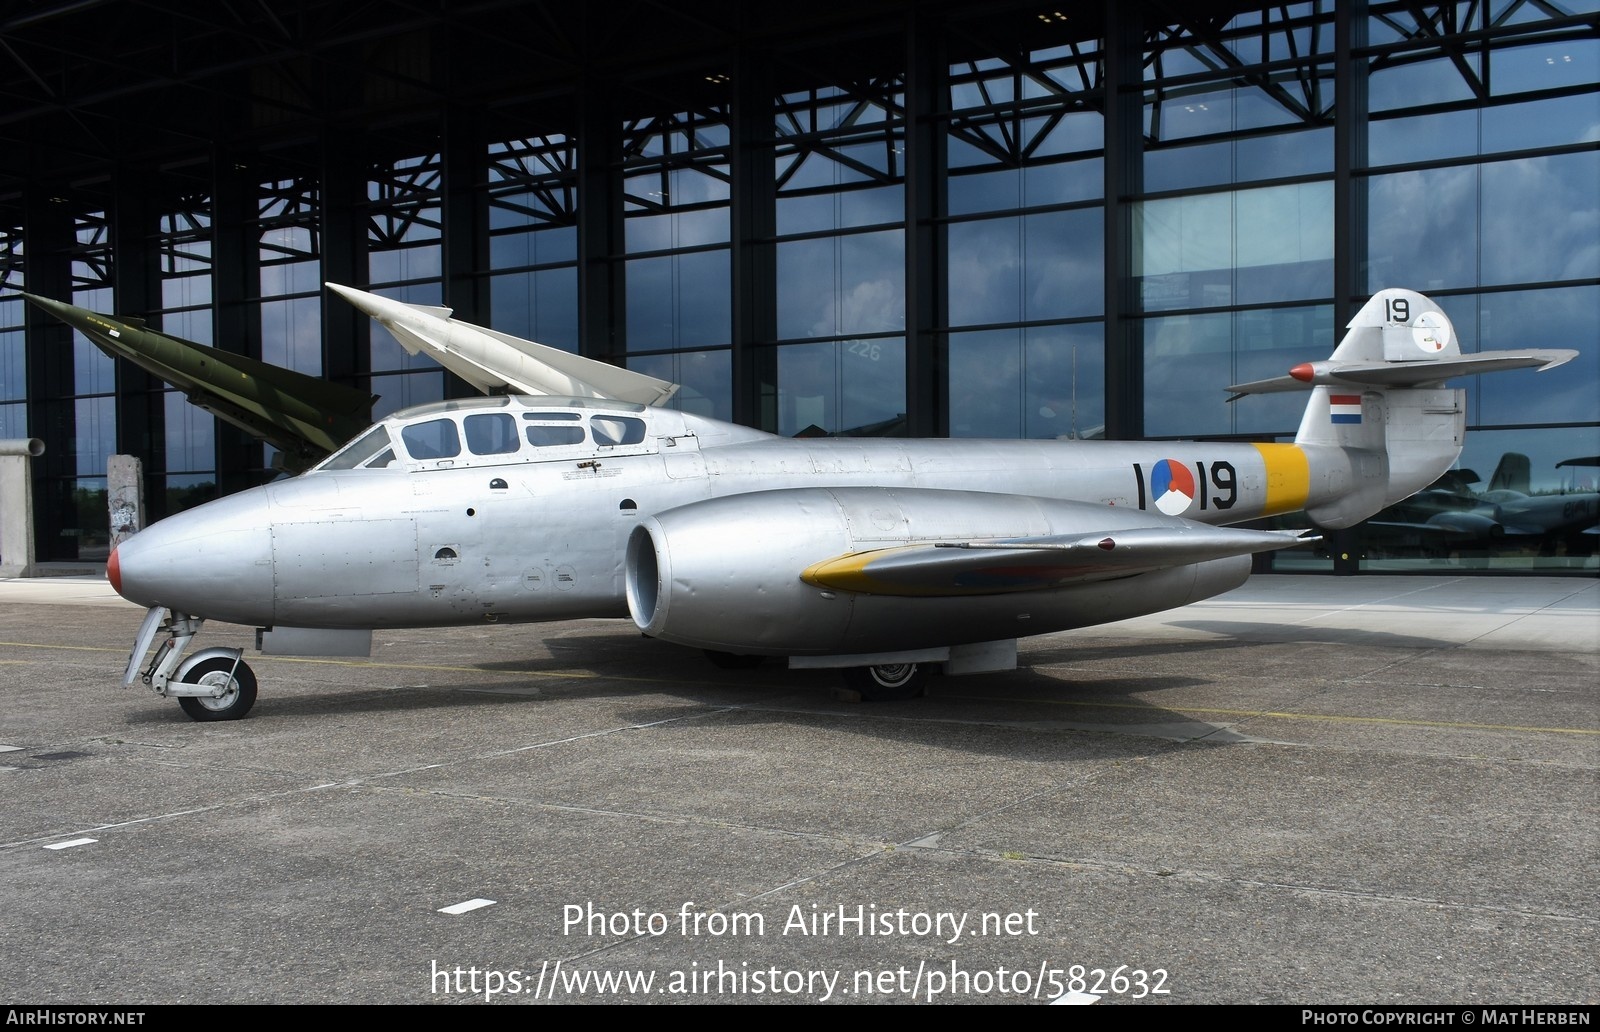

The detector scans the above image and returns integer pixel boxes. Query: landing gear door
[123,605,166,688]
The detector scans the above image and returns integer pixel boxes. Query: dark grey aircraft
[1372,452,1599,556]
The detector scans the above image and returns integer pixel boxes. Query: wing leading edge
[1225,352,1576,399]
[801,525,1314,597]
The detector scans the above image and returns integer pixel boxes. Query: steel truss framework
[0,0,1594,564]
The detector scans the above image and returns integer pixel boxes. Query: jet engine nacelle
[624,487,1252,656]
[1427,509,1504,538]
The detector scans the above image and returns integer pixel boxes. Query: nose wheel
[175,656,258,722]
[124,609,261,722]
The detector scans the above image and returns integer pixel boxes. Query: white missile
[326,282,678,406]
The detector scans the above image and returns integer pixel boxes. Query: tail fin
[1487,452,1531,494]
[1227,288,1577,529]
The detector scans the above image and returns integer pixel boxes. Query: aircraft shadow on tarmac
[1160,620,1479,650]
[117,626,1235,756]
[1016,619,1462,669]
[390,628,1219,712]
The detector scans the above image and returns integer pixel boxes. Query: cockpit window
[317,425,395,471]
[525,424,586,447]
[522,411,586,448]
[591,415,646,446]
[402,418,462,460]
[464,413,519,455]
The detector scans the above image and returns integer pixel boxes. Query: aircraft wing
[801,525,1312,597]
[382,309,663,399]
[22,291,375,470]
[472,323,679,405]
[329,283,680,405]
[391,323,521,395]
[405,330,677,403]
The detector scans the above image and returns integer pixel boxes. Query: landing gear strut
[124,607,259,721]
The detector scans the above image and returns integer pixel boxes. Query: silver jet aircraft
[109,288,1575,720]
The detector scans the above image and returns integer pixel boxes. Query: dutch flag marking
[1329,394,1363,424]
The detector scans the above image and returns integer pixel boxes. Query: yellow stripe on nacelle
[801,546,934,596]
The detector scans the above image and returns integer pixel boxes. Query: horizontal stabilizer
[1227,350,1577,399]
[801,525,1313,597]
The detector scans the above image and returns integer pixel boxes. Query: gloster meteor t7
[108,288,1575,719]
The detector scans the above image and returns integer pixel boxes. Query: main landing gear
[703,648,932,701]
[123,607,259,722]
[842,662,929,701]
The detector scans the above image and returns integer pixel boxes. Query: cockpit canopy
[312,394,654,473]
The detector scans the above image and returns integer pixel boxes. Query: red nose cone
[1289,362,1315,382]
[106,545,121,596]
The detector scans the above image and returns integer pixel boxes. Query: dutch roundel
[1150,459,1196,515]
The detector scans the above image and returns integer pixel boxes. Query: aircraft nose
[110,487,276,624]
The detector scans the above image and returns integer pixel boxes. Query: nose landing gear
[175,655,259,722]
[124,607,258,721]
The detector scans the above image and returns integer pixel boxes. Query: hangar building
[0,0,1595,572]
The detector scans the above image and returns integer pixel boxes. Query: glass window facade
[1135,4,1339,444]
[1135,182,1335,311]
[4,1,1594,572]
[944,38,1107,442]
[487,135,580,351]
[1355,1,1600,570]
[366,152,445,418]
[611,100,736,424]
[156,200,218,515]
[59,213,116,559]
[0,231,23,441]
[622,107,732,355]
[258,178,324,378]
[768,64,908,436]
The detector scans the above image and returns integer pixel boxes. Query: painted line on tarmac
[43,837,97,850]
[438,898,496,915]
[0,641,128,653]
[2,709,737,854]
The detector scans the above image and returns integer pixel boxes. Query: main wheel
[176,656,258,722]
[843,662,927,701]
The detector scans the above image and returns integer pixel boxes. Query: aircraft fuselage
[111,394,1324,632]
